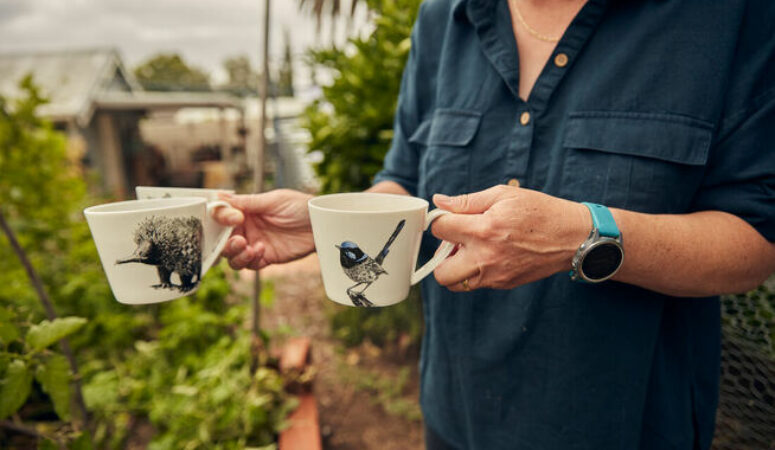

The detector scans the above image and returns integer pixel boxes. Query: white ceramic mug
[136,186,235,260]
[308,193,454,307]
[84,197,233,304]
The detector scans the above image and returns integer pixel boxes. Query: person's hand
[213,189,315,270]
[430,182,590,291]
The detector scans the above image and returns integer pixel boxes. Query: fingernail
[229,240,240,251]
[434,194,451,203]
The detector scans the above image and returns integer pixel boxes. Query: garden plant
[0,77,295,449]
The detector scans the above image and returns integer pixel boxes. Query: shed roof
[0,48,244,126]
[0,48,140,126]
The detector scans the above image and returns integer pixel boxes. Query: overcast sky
[0,0,364,85]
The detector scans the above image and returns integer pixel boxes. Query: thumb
[432,184,516,214]
[212,195,245,226]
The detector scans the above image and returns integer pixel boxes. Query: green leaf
[26,317,87,351]
[0,321,20,344]
[35,353,72,420]
[38,439,59,450]
[0,359,32,419]
[0,308,20,344]
[68,431,93,450]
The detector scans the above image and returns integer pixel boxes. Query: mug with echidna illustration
[84,197,233,304]
[308,193,454,307]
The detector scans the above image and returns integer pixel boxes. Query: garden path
[239,255,425,450]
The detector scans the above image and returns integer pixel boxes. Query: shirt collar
[456,0,611,24]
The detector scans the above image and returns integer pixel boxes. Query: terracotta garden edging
[278,337,322,450]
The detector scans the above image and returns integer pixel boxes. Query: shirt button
[507,178,520,187]
[520,111,531,126]
[554,53,569,67]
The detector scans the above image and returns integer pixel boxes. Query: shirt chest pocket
[560,112,713,213]
[412,109,483,200]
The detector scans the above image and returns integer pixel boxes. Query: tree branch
[0,211,90,432]
[0,419,58,444]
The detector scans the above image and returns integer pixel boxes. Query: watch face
[581,242,623,281]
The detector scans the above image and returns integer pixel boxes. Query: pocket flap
[564,111,713,165]
[408,119,432,145]
[427,109,482,147]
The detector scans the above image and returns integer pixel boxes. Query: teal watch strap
[581,202,619,238]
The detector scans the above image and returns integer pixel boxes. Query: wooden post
[96,113,127,198]
[251,0,272,374]
[218,106,233,188]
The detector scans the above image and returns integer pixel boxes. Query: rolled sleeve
[690,92,775,241]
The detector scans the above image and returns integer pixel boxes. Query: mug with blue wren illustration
[308,193,454,307]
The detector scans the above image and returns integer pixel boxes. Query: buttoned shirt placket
[467,0,608,189]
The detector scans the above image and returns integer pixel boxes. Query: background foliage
[134,49,295,98]
[134,54,212,92]
[303,0,420,194]
[0,78,294,449]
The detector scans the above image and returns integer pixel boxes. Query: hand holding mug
[213,189,316,270]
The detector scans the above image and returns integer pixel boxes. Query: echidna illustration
[116,216,203,292]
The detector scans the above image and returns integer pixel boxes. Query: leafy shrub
[303,0,421,194]
[83,267,295,450]
[1,76,98,447]
[1,77,295,449]
[0,76,147,360]
[0,312,86,422]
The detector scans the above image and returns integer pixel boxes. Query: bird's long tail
[375,219,406,265]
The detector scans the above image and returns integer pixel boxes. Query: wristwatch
[570,202,624,283]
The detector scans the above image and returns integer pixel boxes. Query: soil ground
[247,255,425,450]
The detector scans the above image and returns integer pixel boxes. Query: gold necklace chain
[511,0,561,43]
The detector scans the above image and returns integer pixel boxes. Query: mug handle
[201,200,235,275]
[410,209,455,285]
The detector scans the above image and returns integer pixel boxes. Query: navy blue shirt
[374,0,775,448]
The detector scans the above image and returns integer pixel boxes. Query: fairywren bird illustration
[336,219,406,306]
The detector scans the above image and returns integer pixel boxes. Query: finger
[221,192,278,214]
[228,245,258,270]
[432,248,481,288]
[251,254,270,271]
[245,243,267,270]
[221,235,247,258]
[430,213,483,244]
[439,271,480,292]
[212,205,244,226]
[433,184,516,214]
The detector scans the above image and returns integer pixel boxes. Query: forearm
[608,209,775,297]
[430,185,774,296]
[366,180,411,196]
